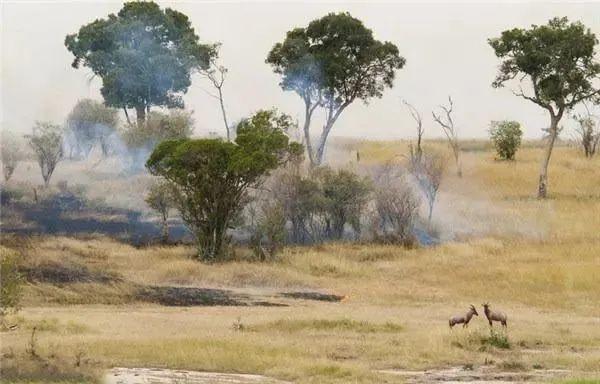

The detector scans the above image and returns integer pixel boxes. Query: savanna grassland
[1,141,600,384]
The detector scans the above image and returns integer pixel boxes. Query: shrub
[572,114,600,158]
[489,120,523,160]
[481,328,510,349]
[122,109,194,149]
[65,99,119,158]
[0,131,23,182]
[26,121,64,186]
[145,180,177,243]
[147,109,301,261]
[370,163,420,245]
[0,249,23,316]
[317,167,371,240]
[248,200,286,261]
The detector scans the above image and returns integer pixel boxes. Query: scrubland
[1,141,599,383]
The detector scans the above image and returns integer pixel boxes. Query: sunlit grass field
[1,141,599,383]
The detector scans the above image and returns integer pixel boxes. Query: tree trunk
[314,104,348,166]
[135,105,146,127]
[303,103,316,166]
[161,213,169,244]
[454,148,462,178]
[217,87,230,141]
[538,115,560,199]
[314,121,333,166]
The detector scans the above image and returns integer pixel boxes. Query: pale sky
[2,1,600,140]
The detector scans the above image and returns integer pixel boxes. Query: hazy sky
[2,1,600,140]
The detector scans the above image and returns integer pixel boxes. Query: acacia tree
[26,122,64,187]
[489,17,600,198]
[267,12,405,166]
[146,110,301,261]
[65,1,217,126]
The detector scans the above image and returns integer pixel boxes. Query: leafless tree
[370,162,420,246]
[572,112,600,158]
[412,152,445,222]
[201,60,231,140]
[403,99,424,169]
[432,96,462,177]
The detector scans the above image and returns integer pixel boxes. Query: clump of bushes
[489,120,523,160]
[481,328,510,349]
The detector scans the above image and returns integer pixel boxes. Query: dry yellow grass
[1,141,600,383]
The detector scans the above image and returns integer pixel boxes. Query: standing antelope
[449,305,478,328]
[482,303,507,328]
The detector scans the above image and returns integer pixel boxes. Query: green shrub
[489,120,523,160]
[481,328,510,349]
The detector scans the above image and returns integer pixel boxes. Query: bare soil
[379,365,571,383]
[105,367,291,384]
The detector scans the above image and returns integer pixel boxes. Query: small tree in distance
[26,122,64,187]
[489,120,523,160]
[145,180,177,243]
[146,109,302,261]
[572,113,600,158]
[1,131,23,182]
[489,17,600,198]
[65,99,119,158]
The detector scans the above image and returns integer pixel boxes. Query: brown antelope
[482,303,507,328]
[449,305,478,328]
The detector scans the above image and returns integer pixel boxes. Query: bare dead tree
[370,162,420,246]
[200,61,231,141]
[572,112,600,158]
[432,96,462,177]
[412,152,445,222]
[402,99,424,169]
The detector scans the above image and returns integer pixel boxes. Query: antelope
[482,303,507,328]
[449,305,478,328]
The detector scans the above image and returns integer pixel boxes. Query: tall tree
[65,1,217,126]
[489,17,600,198]
[267,12,405,166]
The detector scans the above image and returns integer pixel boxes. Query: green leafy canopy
[65,1,217,113]
[267,12,405,106]
[489,17,600,113]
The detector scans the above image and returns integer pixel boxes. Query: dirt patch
[279,291,345,302]
[379,365,571,383]
[136,286,288,307]
[105,367,290,384]
[20,261,119,284]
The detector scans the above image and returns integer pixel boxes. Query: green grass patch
[252,318,404,333]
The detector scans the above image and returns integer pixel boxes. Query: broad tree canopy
[489,17,600,198]
[65,1,217,124]
[489,17,600,117]
[267,12,405,165]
